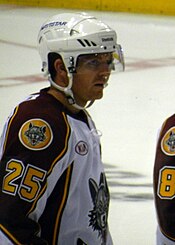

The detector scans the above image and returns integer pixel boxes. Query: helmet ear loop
[48,63,73,96]
[64,73,76,105]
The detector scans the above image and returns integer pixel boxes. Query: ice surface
[1,5,175,244]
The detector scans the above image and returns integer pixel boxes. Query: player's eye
[85,59,101,68]
[83,59,114,70]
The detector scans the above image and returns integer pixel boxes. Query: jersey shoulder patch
[18,118,53,151]
[161,126,175,156]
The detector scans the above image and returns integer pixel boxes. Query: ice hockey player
[0,12,124,244]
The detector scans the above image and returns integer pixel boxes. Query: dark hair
[48,52,62,81]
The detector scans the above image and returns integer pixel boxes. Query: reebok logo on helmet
[102,37,114,42]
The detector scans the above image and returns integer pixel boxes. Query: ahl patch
[161,127,175,156]
[19,119,53,151]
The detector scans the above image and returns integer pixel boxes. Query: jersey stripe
[48,112,71,175]
[53,163,73,244]
[160,226,175,242]
[0,224,21,245]
[27,183,47,216]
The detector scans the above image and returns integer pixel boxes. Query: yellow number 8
[158,167,175,199]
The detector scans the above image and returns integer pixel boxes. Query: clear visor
[113,44,125,72]
[75,44,124,74]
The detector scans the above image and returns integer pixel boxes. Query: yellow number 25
[2,159,47,202]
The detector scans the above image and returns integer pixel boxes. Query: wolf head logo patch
[19,119,53,150]
[161,127,175,156]
[88,173,110,244]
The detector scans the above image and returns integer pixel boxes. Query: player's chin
[92,91,104,100]
[89,85,105,100]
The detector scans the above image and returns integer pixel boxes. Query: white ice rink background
[1,5,175,244]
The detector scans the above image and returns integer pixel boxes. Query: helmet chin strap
[48,74,94,110]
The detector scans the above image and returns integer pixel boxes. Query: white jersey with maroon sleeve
[0,88,113,245]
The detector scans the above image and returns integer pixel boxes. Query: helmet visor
[75,45,124,74]
[113,44,125,72]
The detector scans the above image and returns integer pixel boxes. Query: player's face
[72,53,113,107]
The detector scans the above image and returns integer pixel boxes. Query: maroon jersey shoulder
[154,114,175,241]
[2,89,71,171]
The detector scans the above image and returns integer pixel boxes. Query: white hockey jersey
[0,88,113,245]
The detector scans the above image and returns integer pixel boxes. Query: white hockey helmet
[37,12,124,109]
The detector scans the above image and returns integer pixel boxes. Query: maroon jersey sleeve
[154,114,175,241]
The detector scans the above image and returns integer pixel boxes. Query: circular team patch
[161,127,175,156]
[19,119,53,151]
[75,141,88,155]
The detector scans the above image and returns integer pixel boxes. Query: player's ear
[54,59,69,86]
[54,59,66,74]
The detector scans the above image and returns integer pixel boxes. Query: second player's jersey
[154,114,175,243]
[0,88,113,245]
